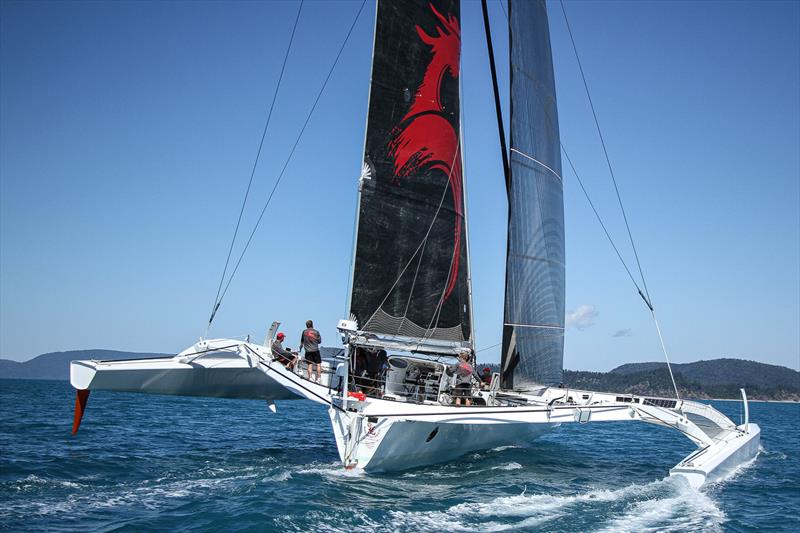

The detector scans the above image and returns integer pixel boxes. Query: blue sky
[1,0,798,371]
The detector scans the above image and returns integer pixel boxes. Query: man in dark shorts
[300,320,322,383]
[449,352,474,406]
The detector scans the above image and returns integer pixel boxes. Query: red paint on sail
[389,3,463,301]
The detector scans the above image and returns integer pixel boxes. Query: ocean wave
[263,470,293,482]
[0,463,286,520]
[490,462,522,471]
[8,474,83,491]
[760,445,788,461]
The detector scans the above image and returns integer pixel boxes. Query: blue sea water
[0,379,798,532]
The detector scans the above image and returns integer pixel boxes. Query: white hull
[330,409,554,472]
[670,423,761,488]
[259,354,760,486]
[70,339,298,401]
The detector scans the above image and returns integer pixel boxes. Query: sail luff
[459,45,475,346]
[346,1,380,320]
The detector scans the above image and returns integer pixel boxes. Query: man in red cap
[271,332,297,370]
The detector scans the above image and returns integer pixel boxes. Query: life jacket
[457,362,473,379]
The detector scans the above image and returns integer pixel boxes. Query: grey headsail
[349,0,471,347]
[501,0,565,389]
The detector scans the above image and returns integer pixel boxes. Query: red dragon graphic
[388,3,463,302]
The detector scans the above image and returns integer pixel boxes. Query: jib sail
[349,0,472,346]
[501,0,565,389]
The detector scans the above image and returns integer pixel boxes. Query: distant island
[0,350,169,381]
[563,359,800,402]
[1,350,798,402]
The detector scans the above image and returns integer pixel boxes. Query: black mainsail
[501,0,565,389]
[349,0,471,346]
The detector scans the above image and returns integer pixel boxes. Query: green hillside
[565,359,800,401]
[0,350,169,381]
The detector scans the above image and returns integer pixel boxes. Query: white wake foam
[490,462,523,471]
[597,478,726,532]
[389,476,728,532]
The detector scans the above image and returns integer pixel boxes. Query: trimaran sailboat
[70,0,760,489]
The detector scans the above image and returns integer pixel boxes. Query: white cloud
[566,304,598,330]
[612,328,632,338]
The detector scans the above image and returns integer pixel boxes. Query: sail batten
[501,0,565,389]
[349,0,472,347]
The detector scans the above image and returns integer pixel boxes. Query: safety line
[558,0,652,304]
[211,0,368,325]
[559,0,678,399]
[208,1,304,330]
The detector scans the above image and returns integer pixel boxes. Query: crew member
[300,320,322,383]
[481,367,492,388]
[449,352,474,406]
[271,332,297,369]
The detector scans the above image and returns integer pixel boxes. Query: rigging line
[213,0,368,314]
[365,137,461,329]
[651,309,680,400]
[414,148,464,349]
[366,174,449,328]
[423,228,457,341]
[560,146,642,293]
[208,0,304,328]
[481,0,510,197]
[498,1,646,305]
[397,229,431,335]
[559,0,681,400]
[414,229,458,352]
[476,342,501,353]
[558,0,652,305]
[497,0,508,21]
[423,172,461,341]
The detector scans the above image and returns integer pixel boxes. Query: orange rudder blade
[71,389,90,435]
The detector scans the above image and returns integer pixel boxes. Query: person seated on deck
[363,348,383,395]
[481,367,492,389]
[377,350,389,376]
[271,332,297,370]
[448,352,474,406]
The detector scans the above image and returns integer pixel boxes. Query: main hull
[261,352,760,485]
[331,410,555,472]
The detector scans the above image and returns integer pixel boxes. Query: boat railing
[264,347,490,406]
[350,373,388,399]
[350,373,490,405]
